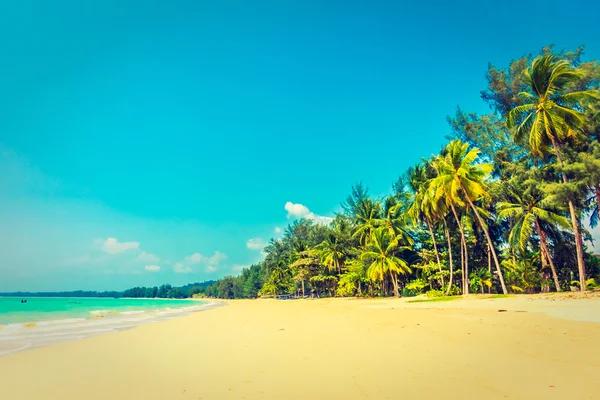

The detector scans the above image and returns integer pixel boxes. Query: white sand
[0,293,599,400]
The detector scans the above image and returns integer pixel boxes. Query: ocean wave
[89,309,111,317]
[37,318,86,326]
[120,310,145,315]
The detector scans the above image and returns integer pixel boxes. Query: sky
[1,0,599,291]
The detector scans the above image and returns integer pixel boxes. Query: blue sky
[1,0,599,291]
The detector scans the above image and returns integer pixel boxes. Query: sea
[0,297,218,356]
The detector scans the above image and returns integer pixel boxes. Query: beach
[0,294,599,400]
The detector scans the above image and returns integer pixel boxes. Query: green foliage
[336,272,359,297]
[425,289,444,298]
[408,296,458,303]
[405,279,428,294]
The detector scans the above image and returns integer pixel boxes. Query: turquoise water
[0,297,202,325]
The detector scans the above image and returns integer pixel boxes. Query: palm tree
[430,140,508,294]
[406,163,445,287]
[381,195,414,246]
[360,227,411,297]
[507,55,600,291]
[315,232,347,274]
[497,186,570,292]
[352,198,382,246]
[290,250,321,296]
[469,268,492,294]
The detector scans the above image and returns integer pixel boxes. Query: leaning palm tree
[360,227,411,297]
[507,55,600,291]
[497,188,571,292]
[430,140,508,294]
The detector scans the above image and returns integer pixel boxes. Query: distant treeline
[0,281,217,299]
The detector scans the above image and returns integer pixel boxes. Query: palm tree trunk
[487,245,492,294]
[425,217,444,287]
[534,219,561,292]
[450,204,468,295]
[550,137,586,291]
[301,280,305,297]
[460,186,508,294]
[444,220,454,295]
[390,273,399,297]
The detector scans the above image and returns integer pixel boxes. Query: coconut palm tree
[469,268,492,294]
[290,250,321,296]
[507,55,600,291]
[315,231,347,274]
[406,163,445,286]
[352,198,382,246]
[380,195,414,247]
[360,227,411,297]
[430,140,508,294]
[497,187,571,292]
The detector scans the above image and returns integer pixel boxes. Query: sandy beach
[0,294,599,400]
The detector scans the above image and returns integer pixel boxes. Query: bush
[405,278,428,294]
[402,287,417,297]
[426,289,444,298]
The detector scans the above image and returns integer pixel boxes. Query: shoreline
[0,300,224,357]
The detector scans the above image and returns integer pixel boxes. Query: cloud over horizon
[101,238,140,254]
[174,251,228,274]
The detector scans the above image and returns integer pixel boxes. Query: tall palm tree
[507,55,600,291]
[406,163,445,286]
[352,198,382,246]
[430,140,508,294]
[360,227,411,297]
[381,195,414,246]
[497,189,571,292]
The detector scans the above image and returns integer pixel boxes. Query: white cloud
[274,227,282,234]
[232,264,249,272]
[205,265,217,273]
[284,202,333,225]
[246,238,267,251]
[101,237,140,254]
[174,262,192,274]
[310,214,334,225]
[174,251,226,274]
[144,265,160,272]
[209,251,227,264]
[285,202,311,218]
[185,252,204,264]
[137,252,159,263]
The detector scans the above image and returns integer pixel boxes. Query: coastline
[0,300,224,357]
[0,294,598,399]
